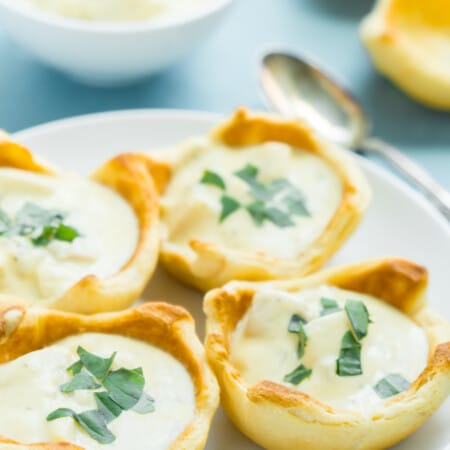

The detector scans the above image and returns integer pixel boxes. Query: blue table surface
[0,0,448,188]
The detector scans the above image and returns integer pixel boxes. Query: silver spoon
[261,52,450,221]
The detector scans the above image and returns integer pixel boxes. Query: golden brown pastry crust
[204,257,450,450]
[0,137,160,314]
[149,108,371,291]
[0,302,219,450]
[0,439,82,450]
[361,0,450,110]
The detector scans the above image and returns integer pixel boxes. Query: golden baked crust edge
[152,108,371,291]
[0,137,160,314]
[0,302,219,450]
[204,257,450,450]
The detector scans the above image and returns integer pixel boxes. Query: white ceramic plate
[15,109,450,450]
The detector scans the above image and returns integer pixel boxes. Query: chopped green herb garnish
[201,163,310,227]
[296,323,308,359]
[67,360,83,375]
[287,314,308,359]
[77,346,116,380]
[234,164,259,183]
[288,314,308,333]
[200,170,226,190]
[220,195,241,222]
[345,300,371,340]
[60,372,101,393]
[47,408,115,444]
[103,367,145,410]
[94,392,123,423]
[373,374,410,399]
[246,201,266,226]
[264,206,295,227]
[287,314,309,360]
[47,347,154,444]
[284,191,310,217]
[133,392,156,414]
[0,202,79,246]
[55,224,80,242]
[336,330,362,376]
[320,297,341,316]
[265,178,293,196]
[0,208,11,234]
[284,364,312,385]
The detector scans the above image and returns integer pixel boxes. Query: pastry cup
[361,0,450,110]
[204,257,450,450]
[149,109,371,291]
[0,135,160,314]
[0,302,219,450]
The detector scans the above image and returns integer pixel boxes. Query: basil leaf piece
[95,391,123,423]
[60,372,101,393]
[320,297,341,316]
[264,207,294,227]
[284,364,312,385]
[336,331,362,376]
[77,346,116,379]
[55,224,79,243]
[77,410,115,444]
[200,170,226,190]
[234,164,259,183]
[235,165,271,201]
[288,314,307,333]
[246,201,266,226]
[345,300,371,340]
[248,183,271,202]
[284,192,310,217]
[47,407,77,421]
[373,374,410,399]
[47,408,115,444]
[220,196,240,222]
[103,367,145,410]
[265,178,293,196]
[67,360,83,375]
[133,392,156,414]
[1,202,78,247]
[32,225,57,246]
[17,202,64,230]
[287,315,308,358]
[0,208,11,234]
[296,323,308,359]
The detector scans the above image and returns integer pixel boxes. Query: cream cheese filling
[0,333,195,449]
[161,140,343,260]
[0,168,138,304]
[230,285,429,414]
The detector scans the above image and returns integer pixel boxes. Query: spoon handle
[361,137,450,222]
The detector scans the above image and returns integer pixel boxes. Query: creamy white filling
[22,0,212,22]
[0,333,195,449]
[230,286,429,414]
[0,168,138,304]
[161,140,342,260]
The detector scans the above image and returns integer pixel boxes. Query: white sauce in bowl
[22,0,212,22]
[0,168,138,304]
[0,333,195,449]
[230,285,429,414]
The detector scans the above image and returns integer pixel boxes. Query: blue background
[0,0,448,188]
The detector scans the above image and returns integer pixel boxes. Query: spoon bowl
[260,51,450,221]
[262,53,369,148]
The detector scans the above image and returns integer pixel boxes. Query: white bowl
[0,0,234,86]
